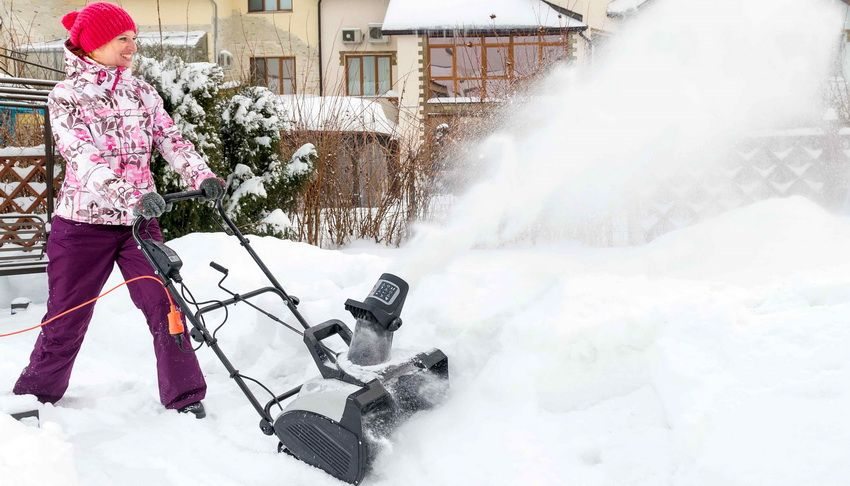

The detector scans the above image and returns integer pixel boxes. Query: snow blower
[132,189,449,484]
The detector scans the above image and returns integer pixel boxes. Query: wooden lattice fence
[0,151,62,254]
[0,152,62,215]
[0,77,59,266]
[635,127,850,242]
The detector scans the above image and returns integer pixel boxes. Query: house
[2,0,322,96]
[318,1,404,116]
[4,1,593,119]
[122,0,321,94]
[318,0,586,161]
[2,0,593,211]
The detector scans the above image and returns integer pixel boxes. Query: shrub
[135,55,226,237]
[219,86,315,237]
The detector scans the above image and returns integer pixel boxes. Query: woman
[13,2,225,419]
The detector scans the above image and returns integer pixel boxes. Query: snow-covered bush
[219,86,315,237]
[136,55,226,237]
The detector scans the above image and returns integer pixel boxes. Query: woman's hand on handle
[199,177,226,201]
[133,192,167,219]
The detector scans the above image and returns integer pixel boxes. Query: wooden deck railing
[0,153,63,215]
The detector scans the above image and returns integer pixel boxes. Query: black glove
[199,177,225,201]
[133,192,167,219]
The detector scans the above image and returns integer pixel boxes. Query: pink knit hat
[61,2,137,53]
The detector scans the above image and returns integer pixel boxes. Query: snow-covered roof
[17,39,67,52]
[382,0,586,34]
[19,31,207,52]
[136,31,207,48]
[607,0,652,18]
[278,95,398,136]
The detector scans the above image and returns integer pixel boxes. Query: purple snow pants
[13,216,206,409]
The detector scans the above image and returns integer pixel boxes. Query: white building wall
[321,0,395,95]
[1,0,85,47]
[321,0,425,147]
[394,34,424,141]
[552,0,617,33]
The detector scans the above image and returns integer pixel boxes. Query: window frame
[249,56,297,95]
[343,53,394,97]
[427,34,570,100]
[247,0,293,13]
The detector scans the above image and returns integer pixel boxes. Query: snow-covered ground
[3,196,850,486]
[4,0,850,484]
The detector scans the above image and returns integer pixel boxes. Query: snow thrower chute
[132,190,449,485]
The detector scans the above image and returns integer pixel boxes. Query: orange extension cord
[0,275,184,338]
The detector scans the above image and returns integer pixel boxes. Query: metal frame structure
[0,76,58,217]
[0,76,59,275]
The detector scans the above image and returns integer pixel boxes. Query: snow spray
[392,0,844,283]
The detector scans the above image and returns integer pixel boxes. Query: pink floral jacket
[49,44,216,225]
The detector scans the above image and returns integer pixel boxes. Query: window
[345,54,392,96]
[250,57,296,94]
[248,0,292,12]
[427,34,570,100]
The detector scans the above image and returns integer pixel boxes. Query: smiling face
[89,30,137,68]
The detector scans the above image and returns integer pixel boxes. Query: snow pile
[0,415,77,486]
[375,198,850,485]
[629,196,850,285]
[3,0,850,484]
[0,395,77,486]
[3,197,850,485]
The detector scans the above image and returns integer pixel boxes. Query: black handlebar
[163,189,206,204]
[210,261,229,274]
[132,189,212,229]
[131,187,312,333]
